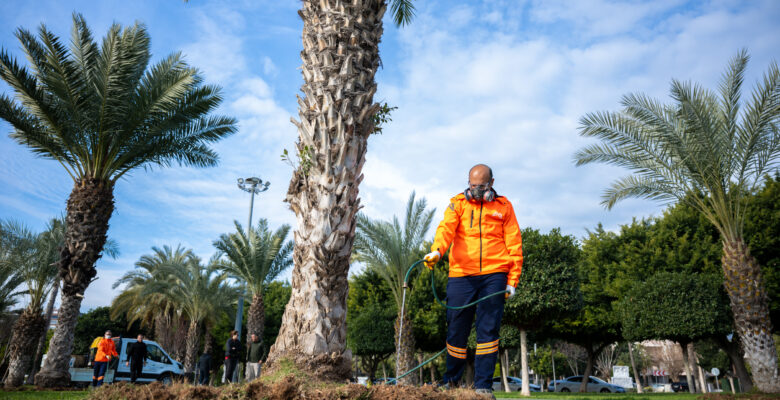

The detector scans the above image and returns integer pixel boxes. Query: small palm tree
[354,192,434,385]
[0,220,58,387]
[0,14,237,387]
[574,50,780,391]
[213,219,293,346]
[111,245,193,330]
[111,245,198,363]
[148,254,236,373]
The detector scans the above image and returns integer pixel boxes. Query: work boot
[475,388,496,399]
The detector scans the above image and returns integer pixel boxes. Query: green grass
[0,390,88,400]
[494,392,703,400]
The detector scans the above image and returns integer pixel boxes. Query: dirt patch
[180,385,222,400]
[86,377,484,400]
[264,351,352,383]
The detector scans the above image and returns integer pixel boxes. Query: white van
[68,338,183,385]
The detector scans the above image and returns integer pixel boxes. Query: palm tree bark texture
[247,292,266,343]
[36,178,113,387]
[395,311,416,385]
[722,239,778,391]
[267,0,384,380]
[5,309,47,387]
[184,319,200,373]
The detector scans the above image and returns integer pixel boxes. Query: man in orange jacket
[424,164,522,398]
[93,330,118,387]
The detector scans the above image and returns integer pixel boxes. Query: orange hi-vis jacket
[94,338,118,363]
[432,193,523,287]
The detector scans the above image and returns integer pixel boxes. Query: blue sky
[1,0,779,311]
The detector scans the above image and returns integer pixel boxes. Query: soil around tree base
[85,377,484,400]
[34,369,72,389]
[263,350,352,382]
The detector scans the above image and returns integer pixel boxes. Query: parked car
[547,375,626,393]
[671,381,690,392]
[492,376,542,392]
[372,377,396,385]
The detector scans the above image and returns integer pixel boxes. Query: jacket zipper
[478,202,483,271]
[470,210,474,228]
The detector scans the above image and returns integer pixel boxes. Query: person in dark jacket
[224,330,241,383]
[245,334,263,381]
[197,350,212,385]
[125,334,148,383]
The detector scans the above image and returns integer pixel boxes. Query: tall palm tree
[148,254,236,373]
[213,219,293,347]
[28,217,118,385]
[0,220,58,388]
[0,14,236,387]
[268,0,416,379]
[353,192,434,385]
[574,50,780,391]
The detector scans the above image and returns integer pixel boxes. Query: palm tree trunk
[4,309,46,387]
[203,329,213,355]
[394,311,417,385]
[721,238,780,392]
[35,178,114,388]
[27,278,59,385]
[246,292,265,344]
[520,329,530,396]
[184,319,200,373]
[266,0,384,381]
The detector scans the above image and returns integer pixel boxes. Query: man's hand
[505,285,516,298]
[423,251,441,270]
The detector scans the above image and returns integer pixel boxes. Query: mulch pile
[86,378,484,400]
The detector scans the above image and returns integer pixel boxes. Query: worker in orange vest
[425,164,523,399]
[92,330,118,387]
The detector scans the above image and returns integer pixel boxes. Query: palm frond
[1,14,236,183]
[389,0,416,27]
[213,219,293,296]
[575,50,780,242]
[354,192,433,308]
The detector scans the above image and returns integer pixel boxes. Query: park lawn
[494,392,703,400]
[0,389,88,400]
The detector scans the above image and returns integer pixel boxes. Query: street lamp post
[234,176,269,382]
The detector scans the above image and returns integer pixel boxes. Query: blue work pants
[442,272,506,390]
[92,361,108,387]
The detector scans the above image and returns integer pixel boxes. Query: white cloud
[263,57,279,77]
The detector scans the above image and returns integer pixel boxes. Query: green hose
[388,259,508,384]
[403,260,508,310]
